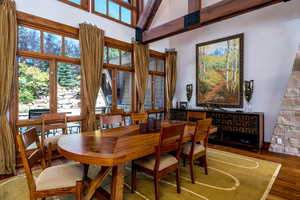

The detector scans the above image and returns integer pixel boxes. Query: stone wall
[270,46,300,156]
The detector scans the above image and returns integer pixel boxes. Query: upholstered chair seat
[35,163,84,191]
[182,142,205,155]
[134,154,178,171]
[44,135,61,147]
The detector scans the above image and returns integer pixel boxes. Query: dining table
[57,120,218,200]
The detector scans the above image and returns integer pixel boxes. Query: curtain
[166,51,177,114]
[133,42,149,113]
[79,24,104,132]
[0,0,17,175]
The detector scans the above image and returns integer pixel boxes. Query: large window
[145,57,165,112]
[92,0,135,26]
[17,25,81,119]
[58,0,89,11]
[96,46,133,114]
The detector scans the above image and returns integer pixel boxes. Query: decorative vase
[186,84,193,109]
[244,80,254,112]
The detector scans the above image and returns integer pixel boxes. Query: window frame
[92,0,137,27]
[13,12,166,129]
[17,24,82,120]
[58,0,90,12]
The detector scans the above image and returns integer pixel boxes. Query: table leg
[111,164,124,200]
[84,167,112,200]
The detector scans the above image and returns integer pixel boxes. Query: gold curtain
[79,24,104,132]
[133,42,149,113]
[166,51,177,113]
[0,0,17,174]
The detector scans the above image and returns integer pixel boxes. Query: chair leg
[183,157,186,167]
[203,155,208,175]
[131,162,136,193]
[176,168,181,193]
[189,158,195,184]
[154,176,160,200]
[76,181,83,200]
[47,143,53,167]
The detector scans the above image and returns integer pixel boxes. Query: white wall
[15,0,134,43]
[163,0,300,142]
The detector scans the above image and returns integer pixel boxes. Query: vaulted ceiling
[136,0,293,43]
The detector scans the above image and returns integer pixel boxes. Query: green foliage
[57,63,80,89]
[19,62,49,104]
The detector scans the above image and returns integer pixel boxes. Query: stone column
[269,46,300,156]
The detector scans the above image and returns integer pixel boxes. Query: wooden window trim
[58,0,90,12]
[91,0,136,28]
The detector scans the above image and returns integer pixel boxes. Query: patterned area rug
[0,148,281,200]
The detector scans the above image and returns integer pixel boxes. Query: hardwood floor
[208,144,300,200]
[1,144,299,200]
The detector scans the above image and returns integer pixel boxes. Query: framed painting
[196,33,244,108]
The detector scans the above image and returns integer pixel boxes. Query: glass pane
[149,114,156,119]
[121,7,131,24]
[44,32,62,56]
[18,57,50,119]
[155,76,164,110]
[96,69,113,113]
[64,37,80,58]
[18,26,41,52]
[95,0,107,14]
[104,46,108,63]
[121,51,132,66]
[67,122,81,134]
[109,1,120,19]
[122,0,131,3]
[157,59,165,72]
[149,57,156,71]
[108,48,120,65]
[57,63,81,116]
[117,71,132,112]
[67,0,81,5]
[145,75,152,110]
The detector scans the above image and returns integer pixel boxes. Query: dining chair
[181,118,212,183]
[187,111,206,122]
[16,128,84,200]
[131,123,186,200]
[98,114,125,130]
[41,113,68,165]
[131,112,148,125]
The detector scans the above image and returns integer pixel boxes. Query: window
[18,57,50,120]
[58,0,89,11]
[145,57,166,112]
[93,0,135,26]
[17,25,81,119]
[96,46,133,114]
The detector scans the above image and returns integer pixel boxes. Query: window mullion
[50,59,57,113]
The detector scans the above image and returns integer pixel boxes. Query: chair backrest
[191,118,212,152]
[111,108,124,115]
[187,111,206,122]
[41,113,67,133]
[131,113,148,125]
[16,128,46,193]
[154,123,185,171]
[99,114,124,129]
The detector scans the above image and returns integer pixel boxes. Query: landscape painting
[196,34,244,108]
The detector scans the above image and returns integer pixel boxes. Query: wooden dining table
[58,120,218,200]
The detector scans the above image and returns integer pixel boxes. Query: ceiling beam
[143,0,288,43]
[136,0,163,30]
[189,0,202,13]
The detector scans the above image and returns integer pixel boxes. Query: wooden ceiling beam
[143,0,288,43]
[189,0,202,13]
[136,0,163,30]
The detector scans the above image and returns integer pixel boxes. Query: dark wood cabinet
[169,109,264,151]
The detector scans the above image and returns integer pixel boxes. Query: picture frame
[196,33,244,108]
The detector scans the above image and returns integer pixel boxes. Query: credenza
[169,109,264,151]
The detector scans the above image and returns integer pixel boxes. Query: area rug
[0,148,281,200]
